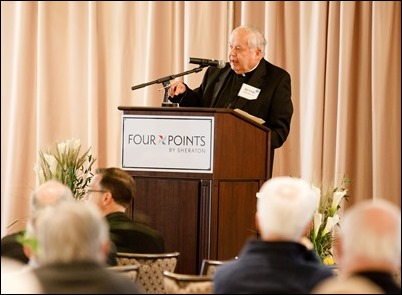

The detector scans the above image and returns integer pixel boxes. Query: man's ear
[255,47,263,59]
[23,244,33,260]
[302,219,313,237]
[102,191,113,205]
[101,239,111,262]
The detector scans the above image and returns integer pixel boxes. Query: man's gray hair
[233,24,267,56]
[35,201,109,265]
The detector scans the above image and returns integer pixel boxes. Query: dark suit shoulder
[1,231,28,263]
[262,59,290,75]
[106,213,165,253]
[34,262,142,294]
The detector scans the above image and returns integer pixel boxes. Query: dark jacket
[106,212,165,253]
[169,59,293,150]
[33,261,142,294]
[1,231,28,263]
[213,239,334,294]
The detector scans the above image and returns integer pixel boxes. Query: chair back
[163,270,213,294]
[107,265,139,283]
[199,259,226,276]
[116,251,180,294]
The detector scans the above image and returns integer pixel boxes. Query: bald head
[338,199,401,271]
[30,180,74,212]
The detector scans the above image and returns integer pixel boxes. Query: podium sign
[121,114,214,173]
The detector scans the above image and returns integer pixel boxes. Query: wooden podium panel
[213,112,269,179]
[129,178,200,275]
[119,106,271,274]
[215,181,259,259]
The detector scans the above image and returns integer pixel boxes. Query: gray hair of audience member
[232,25,267,56]
[30,180,74,212]
[256,176,318,241]
[338,199,401,270]
[35,201,110,265]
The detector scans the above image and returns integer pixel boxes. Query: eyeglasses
[85,189,108,194]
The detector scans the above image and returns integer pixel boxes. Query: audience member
[1,180,117,267]
[1,180,74,264]
[31,201,142,294]
[86,167,165,253]
[213,176,334,294]
[331,199,401,294]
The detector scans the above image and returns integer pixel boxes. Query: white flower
[69,138,81,152]
[57,138,80,154]
[331,190,347,210]
[313,211,322,238]
[312,185,321,210]
[308,178,350,263]
[35,138,96,200]
[321,214,340,236]
[57,141,67,154]
[43,153,58,175]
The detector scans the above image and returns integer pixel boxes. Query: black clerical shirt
[213,70,254,108]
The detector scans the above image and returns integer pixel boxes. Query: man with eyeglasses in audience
[86,167,165,254]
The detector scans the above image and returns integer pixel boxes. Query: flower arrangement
[309,178,350,264]
[34,138,96,200]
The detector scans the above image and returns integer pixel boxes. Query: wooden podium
[118,106,271,274]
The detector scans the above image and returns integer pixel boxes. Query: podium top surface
[118,106,270,132]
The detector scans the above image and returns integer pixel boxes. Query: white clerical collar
[241,61,260,77]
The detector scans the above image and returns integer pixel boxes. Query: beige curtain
[1,1,400,236]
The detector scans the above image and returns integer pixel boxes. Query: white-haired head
[256,176,317,241]
[35,201,110,265]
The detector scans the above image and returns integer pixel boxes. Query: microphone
[189,57,226,69]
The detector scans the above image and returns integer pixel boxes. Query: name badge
[238,83,261,100]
